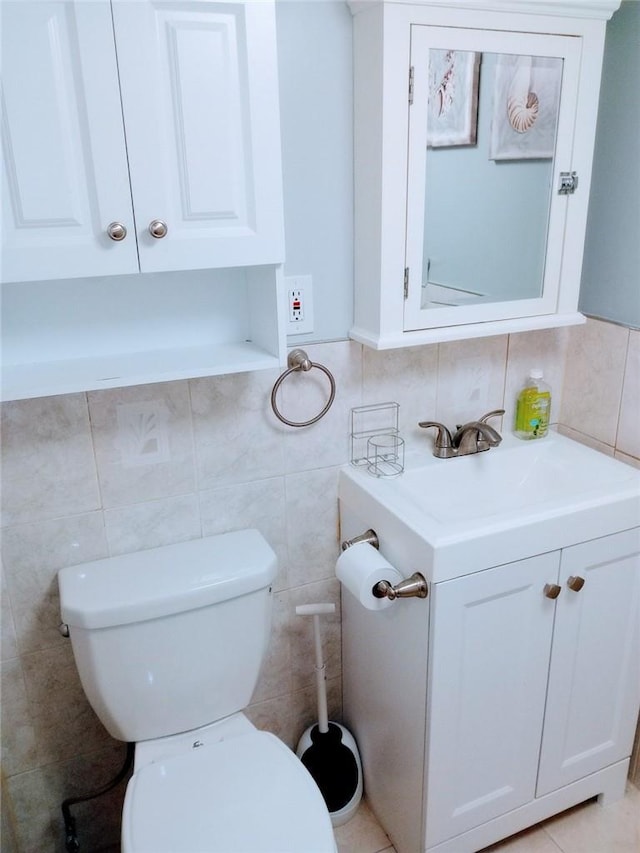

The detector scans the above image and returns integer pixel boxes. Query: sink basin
[400,434,636,524]
[339,432,640,582]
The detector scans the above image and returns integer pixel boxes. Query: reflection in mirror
[422,51,563,310]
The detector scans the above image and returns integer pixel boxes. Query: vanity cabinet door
[424,551,560,847]
[110,0,285,273]
[0,0,138,282]
[537,527,640,796]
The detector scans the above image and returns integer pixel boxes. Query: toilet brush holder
[295,603,363,827]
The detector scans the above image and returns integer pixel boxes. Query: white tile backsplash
[1,658,39,776]
[281,341,362,472]
[88,381,196,508]
[561,318,629,446]
[362,344,438,449]
[190,369,286,488]
[1,565,19,662]
[104,493,201,556]
[1,512,108,654]
[2,322,639,851]
[616,329,640,460]
[1,394,100,527]
[285,466,340,587]
[199,476,288,589]
[435,335,509,428]
[503,327,569,433]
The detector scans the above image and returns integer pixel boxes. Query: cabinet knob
[544,583,562,600]
[567,575,585,592]
[107,221,127,241]
[149,219,168,239]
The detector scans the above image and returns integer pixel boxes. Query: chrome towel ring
[271,349,336,427]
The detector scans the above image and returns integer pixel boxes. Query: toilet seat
[122,730,337,853]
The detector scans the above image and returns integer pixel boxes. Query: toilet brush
[295,603,363,827]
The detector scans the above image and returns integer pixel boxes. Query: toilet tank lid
[58,530,277,630]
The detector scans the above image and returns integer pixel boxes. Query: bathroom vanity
[349,0,621,347]
[338,433,640,853]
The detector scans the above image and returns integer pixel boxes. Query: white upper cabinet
[349,0,621,348]
[1,0,284,283]
[1,0,286,400]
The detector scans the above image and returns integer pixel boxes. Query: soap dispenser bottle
[514,368,551,440]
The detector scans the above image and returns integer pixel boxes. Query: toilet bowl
[58,530,337,852]
[122,715,336,852]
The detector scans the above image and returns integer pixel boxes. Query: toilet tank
[58,530,277,743]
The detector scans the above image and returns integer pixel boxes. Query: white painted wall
[579,0,640,329]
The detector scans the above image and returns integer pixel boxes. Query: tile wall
[1,319,638,851]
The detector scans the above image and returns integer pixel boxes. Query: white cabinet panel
[425,552,559,846]
[537,527,640,795]
[1,1,138,281]
[111,0,284,272]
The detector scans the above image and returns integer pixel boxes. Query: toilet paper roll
[336,542,403,611]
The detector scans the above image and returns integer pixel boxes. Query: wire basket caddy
[350,402,404,477]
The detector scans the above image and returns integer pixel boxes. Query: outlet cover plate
[285,274,314,335]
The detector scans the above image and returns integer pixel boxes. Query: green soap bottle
[514,368,551,440]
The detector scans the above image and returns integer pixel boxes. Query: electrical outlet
[289,289,304,322]
[285,275,314,335]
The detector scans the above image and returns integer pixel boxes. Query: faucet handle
[418,421,454,458]
[476,409,505,451]
[478,409,505,424]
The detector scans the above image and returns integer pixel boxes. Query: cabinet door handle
[107,221,127,241]
[544,583,562,599]
[149,219,168,239]
[567,575,585,592]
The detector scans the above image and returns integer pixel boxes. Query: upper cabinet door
[1,1,138,282]
[111,0,285,273]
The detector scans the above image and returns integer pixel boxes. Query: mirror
[421,50,563,310]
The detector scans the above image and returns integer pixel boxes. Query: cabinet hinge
[404,267,409,299]
[408,66,414,105]
[558,171,579,195]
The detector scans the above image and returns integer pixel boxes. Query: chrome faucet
[419,409,505,458]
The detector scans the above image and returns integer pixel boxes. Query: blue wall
[579,0,640,329]
[277,1,354,342]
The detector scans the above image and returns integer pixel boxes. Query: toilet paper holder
[340,528,428,601]
[372,572,428,601]
[341,529,380,551]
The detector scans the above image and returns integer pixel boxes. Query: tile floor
[334,783,640,853]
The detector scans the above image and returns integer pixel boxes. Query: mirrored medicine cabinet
[349,0,621,348]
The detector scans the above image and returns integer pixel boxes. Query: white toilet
[58,529,337,853]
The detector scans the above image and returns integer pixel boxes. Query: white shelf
[349,312,586,349]
[1,342,281,402]
[1,266,286,401]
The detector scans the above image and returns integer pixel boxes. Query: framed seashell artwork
[489,54,563,160]
[427,49,481,147]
